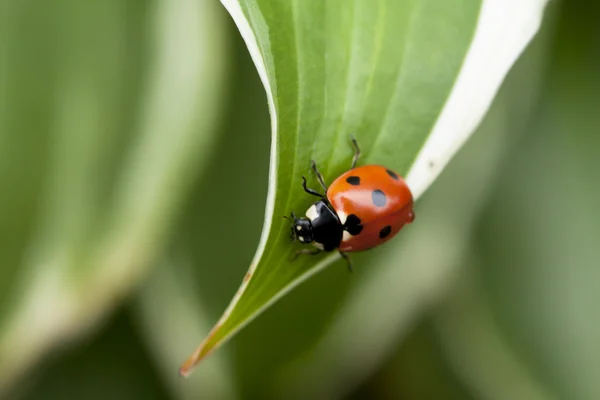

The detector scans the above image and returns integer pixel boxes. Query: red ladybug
[289,137,414,270]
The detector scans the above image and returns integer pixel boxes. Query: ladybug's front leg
[292,248,322,260]
[301,176,325,198]
[339,251,354,272]
[310,160,328,191]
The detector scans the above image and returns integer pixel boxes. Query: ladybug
[288,137,414,270]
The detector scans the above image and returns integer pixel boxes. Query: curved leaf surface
[181,0,549,375]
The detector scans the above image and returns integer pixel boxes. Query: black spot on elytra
[372,189,387,207]
[346,213,361,225]
[344,213,363,235]
[386,169,399,180]
[346,176,360,185]
[379,225,392,239]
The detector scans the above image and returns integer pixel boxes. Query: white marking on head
[337,211,348,225]
[313,242,324,250]
[342,231,352,242]
[305,204,319,221]
[298,236,305,242]
[296,225,302,231]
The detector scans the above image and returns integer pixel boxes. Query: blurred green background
[1,0,599,399]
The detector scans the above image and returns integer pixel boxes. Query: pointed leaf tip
[178,331,217,377]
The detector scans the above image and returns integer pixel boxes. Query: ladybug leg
[292,248,322,260]
[350,135,361,169]
[302,176,325,198]
[310,160,328,191]
[339,251,354,272]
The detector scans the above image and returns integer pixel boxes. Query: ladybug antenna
[284,213,297,242]
[283,212,298,222]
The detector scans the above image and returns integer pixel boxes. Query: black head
[286,201,344,251]
[286,213,314,244]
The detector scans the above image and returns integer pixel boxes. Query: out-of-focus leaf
[0,0,228,391]
[134,21,272,399]
[473,3,600,398]
[10,308,171,400]
[433,265,558,400]
[355,320,474,400]
[181,0,549,376]
[136,257,238,400]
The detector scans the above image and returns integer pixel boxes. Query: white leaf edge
[406,0,550,198]
[181,0,549,375]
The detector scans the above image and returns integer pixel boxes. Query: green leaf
[0,0,228,391]
[276,102,511,400]
[276,10,554,397]
[180,0,549,375]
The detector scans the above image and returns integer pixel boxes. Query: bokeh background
[2,0,599,399]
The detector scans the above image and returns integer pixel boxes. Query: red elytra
[327,165,414,252]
